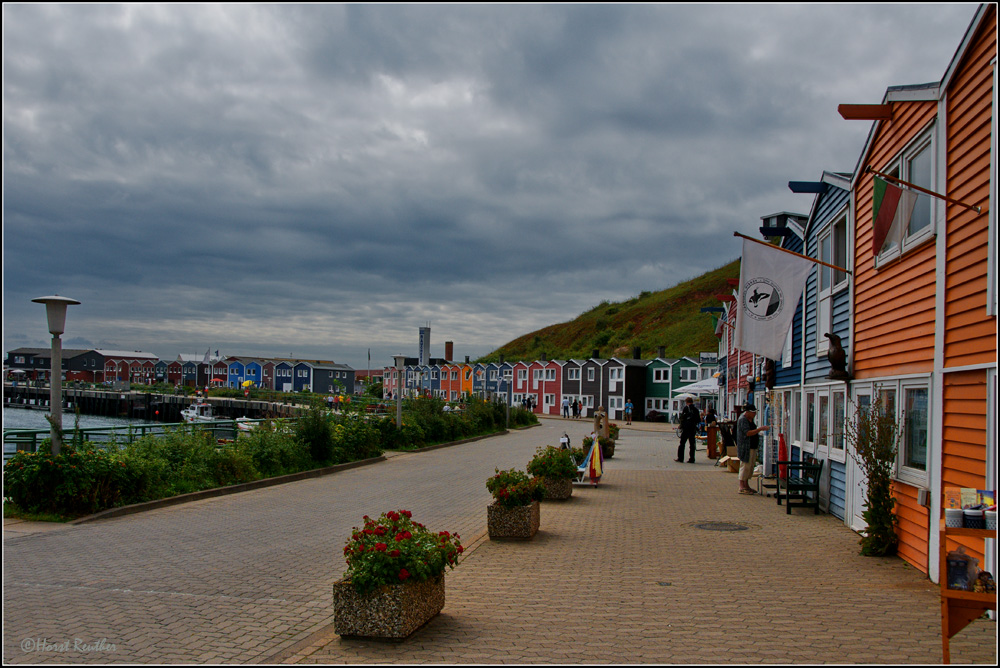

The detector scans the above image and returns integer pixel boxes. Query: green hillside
[478,258,741,363]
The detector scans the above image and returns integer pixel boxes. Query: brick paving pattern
[3,417,995,664]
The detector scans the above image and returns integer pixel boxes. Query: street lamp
[393,354,407,430]
[32,295,80,455]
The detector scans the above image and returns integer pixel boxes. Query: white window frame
[587,367,595,382]
[898,379,931,487]
[653,368,669,383]
[568,368,580,381]
[816,210,849,356]
[801,390,815,453]
[875,124,939,266]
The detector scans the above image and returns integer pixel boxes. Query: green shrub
[296,404,336,465]
[526,446,577,481]
[486,468,546,508]
[236,422,311,477]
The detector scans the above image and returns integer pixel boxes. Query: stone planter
[542,476,573,500]
[487,500,540,540]
[333,574,446,641]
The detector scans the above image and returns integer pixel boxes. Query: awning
[673,377,720,395]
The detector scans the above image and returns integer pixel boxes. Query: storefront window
[904,387,928,471]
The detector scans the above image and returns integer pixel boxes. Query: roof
[94,350,159,359]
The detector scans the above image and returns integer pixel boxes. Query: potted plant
[485,468,545,540]
[333,509,463,641]
[526,446,577,500]
[608,423,620,441]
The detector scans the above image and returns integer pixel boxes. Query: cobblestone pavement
[4,418,996,664]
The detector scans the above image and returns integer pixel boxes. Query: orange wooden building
[844,4,996,579]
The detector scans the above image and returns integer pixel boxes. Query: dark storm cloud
[2,3,978,368]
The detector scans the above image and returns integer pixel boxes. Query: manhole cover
[694,522,749,532]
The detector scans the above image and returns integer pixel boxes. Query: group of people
[559,397,588,419]
[326,393,350,412]
[675,396,767,495]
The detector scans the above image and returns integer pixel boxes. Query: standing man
[737,402,769,495]
[562,396,570,418]
[676,397,700,463]
[624,398,633,425]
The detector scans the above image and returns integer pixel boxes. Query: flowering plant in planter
[486,468,546,508]
[526,446,577,481]
[342,510,463,595]
[608,423,620,440]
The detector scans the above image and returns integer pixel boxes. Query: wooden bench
[775,456,823,514]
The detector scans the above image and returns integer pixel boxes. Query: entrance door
[848,391,871,532]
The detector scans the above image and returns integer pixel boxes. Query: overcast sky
[2,3,980,370]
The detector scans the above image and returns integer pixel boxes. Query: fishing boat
[180,401,217,423]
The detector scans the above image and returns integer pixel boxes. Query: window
[503,369,512,380]
[431,371,438,380]
[831,390,846,453]
[545,369,556,381]
[587,368,595,382]
[653,368,669,382]
[517,370,527,381]
[877,127,937,261]
[817,394,829,451]
[680,368,697,381]
[902,386,929,472]
[568,368,580,381]
[816,212,848,355]
[805,391,816,450]
[609,368,623,380]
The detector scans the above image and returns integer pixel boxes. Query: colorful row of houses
[381,349,720,422]
[715,4,995,584]
[4,349,357,395]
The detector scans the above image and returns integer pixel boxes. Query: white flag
[734,238,814,360]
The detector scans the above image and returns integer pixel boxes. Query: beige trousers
[739,449,757,483]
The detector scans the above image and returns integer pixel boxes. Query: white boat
[181,401,216,423]
[235,417,257,432]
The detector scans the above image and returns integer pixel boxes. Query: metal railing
[2,419,275,462]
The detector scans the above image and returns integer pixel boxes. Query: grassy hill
[478,258,741,363]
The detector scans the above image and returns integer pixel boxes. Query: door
[848,390,871,531]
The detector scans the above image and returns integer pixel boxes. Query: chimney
[592,349,599,359]
[499,355,504,364]
[633,346,641,360]
[445,341,454,361]
[540,352,547,362]
[465,355,470,363]
[658,346,665,358]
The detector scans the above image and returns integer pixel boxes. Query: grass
[3,501,77,523]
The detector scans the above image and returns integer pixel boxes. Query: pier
[3,383,307,423]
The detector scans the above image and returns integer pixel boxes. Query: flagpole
[864,165,982,214]
[733,231,851,275]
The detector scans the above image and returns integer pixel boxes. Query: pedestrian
[736,402,769,495]
[572,399,579,419]
[624,398,633,425]
[676,397,700,463]
[326,394,334,411]
[705,406,718,427]
[562,397,570,418]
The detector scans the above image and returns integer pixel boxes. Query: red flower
[398,568,411,581]
[401,510,412,518]
[375,543,387,552]
[457,545,464,553]
[439,531,451,538]
[389,550,400,558]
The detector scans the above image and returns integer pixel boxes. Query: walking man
[676,397,700,463]
[562,397,570,418]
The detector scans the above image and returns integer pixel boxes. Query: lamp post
[393,354,407,430]
[32,295,80,455]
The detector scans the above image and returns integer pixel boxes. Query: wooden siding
[944,7,996,369]
[892,480,930,574]
[853,101,939,379]
[828,459,847,520]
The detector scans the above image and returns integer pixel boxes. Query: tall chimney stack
[658,346,665,358]
[633,347,641,359]
[445,341,454,361]
[592,349,600,359]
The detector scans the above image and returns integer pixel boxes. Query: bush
[236,422,311,478]
[486,468,546,508]
[3,447,138,516]
[296,404,336,464]
[526,446,577,481]
[342,510,463,595]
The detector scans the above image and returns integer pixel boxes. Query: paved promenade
[3,417,996,664]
